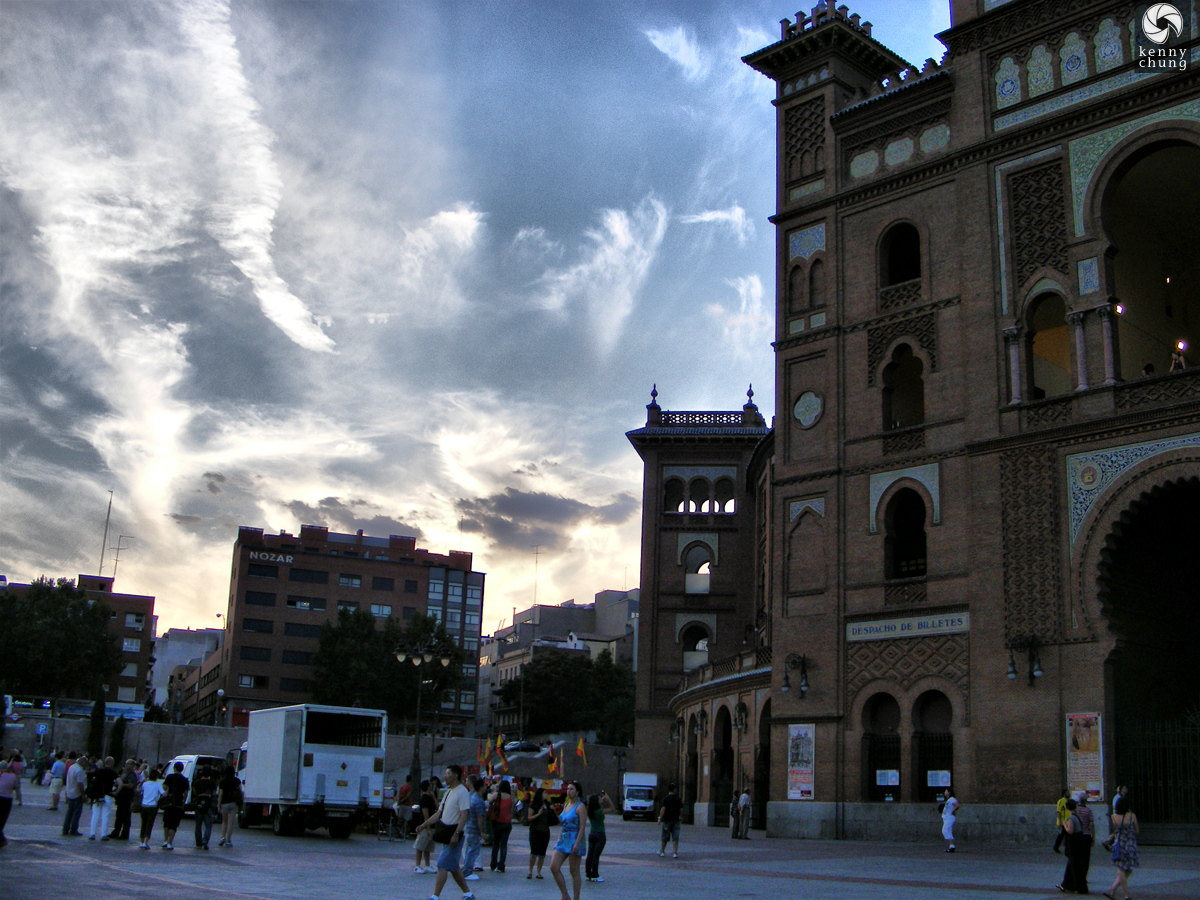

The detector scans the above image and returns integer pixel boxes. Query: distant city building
[478,590,639,737]
[213,524,484,735]
[2,574,156,719]
[148,626,223,708]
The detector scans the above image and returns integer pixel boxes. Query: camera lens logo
[1142,3,1184,44]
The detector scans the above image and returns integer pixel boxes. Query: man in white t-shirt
[416,764,475,900]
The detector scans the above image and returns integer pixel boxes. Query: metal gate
[1116,718,1200,845]
[864,733,901,802]
[914,732,954,802]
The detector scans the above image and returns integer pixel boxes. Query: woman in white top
[940,788,960,852]
[138,769,165,849]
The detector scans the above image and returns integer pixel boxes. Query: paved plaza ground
[5,784,1199,900]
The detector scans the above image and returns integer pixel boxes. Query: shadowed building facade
[630,0,1200,844]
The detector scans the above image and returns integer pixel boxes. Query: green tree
[312,611,464,725]
[88,688,107,758]
[108,713,127,762]
[495,649,635,742]
[0,577,123,700]
[142,703,170,724]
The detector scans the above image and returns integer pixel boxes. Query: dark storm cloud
[170,513,203,526]
[456,487,639,551]
[284,497,422,539]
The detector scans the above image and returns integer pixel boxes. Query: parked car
[503,741,542,754]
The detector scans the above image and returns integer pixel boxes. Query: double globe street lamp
[395,640,452,786]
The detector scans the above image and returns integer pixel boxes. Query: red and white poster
[787,723,814,800]
[1065,712,1104,801]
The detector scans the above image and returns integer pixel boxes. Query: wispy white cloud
[705,274,772,361]
[644,26,709,81]
[177,0,333,352]
[534,198,669,354]
[680,205,752,243]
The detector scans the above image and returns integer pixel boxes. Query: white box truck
[236,704,386,839]
[621,772,662,820]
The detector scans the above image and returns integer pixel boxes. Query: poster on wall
[787,723,814,800]
[1065,713,1104,801]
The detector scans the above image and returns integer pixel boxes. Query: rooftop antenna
[532,544,541,606]
[110,535,134,581]
[98,491,114,576]
[458,515,464,550]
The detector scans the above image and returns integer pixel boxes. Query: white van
[162,753,229,810]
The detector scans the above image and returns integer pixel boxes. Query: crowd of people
[0,746,242,852]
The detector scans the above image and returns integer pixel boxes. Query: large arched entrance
[684,714,699,825]
[753,700,771,830]
[1098,476,1200,837]
[1102,141,1200,379]
[711,707,734,827]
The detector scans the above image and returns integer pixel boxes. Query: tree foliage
[311,610,465,726]
[108,714,127,762]
[0,577,123,700]
[88,688,107,758]
[496,649,635,745]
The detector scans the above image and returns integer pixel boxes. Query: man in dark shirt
[87,757,119,840]
[1074,794,1095,890]
[108,758,139,840]
[192,765,218,849]
[160,762,189,850]
[657,783,684,858]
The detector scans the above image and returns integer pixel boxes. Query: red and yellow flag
[547,744,558,775]
[495,734,509,772]
[576,737,587,767]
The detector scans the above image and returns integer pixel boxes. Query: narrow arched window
[663,478,685,514]
[808,258,825,309]
[788,264,806,314]
[714,478,736,514]
[880,223,921,287]
[684,544,712,594]
[1028,293,1070,399]
[884,488,927,579]
[882,343,925,429]
[681,624,710,671]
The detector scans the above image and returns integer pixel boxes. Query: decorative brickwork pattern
[884,580,929,606]
[784,97,826,182]
[867,313,937,385]
[1113,372,1200,411]
[878,279,922,312]
[1000,446,1062,645]
[1024,396,1074,428]
[846,632,969,720]
[883,428,925,456]
[1010,160,1068,288]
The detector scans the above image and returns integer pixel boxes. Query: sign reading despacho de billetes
[846,612,969,642]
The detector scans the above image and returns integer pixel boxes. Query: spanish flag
[495,734,509,772]
[576,737,587,767]
[547,744,558,775]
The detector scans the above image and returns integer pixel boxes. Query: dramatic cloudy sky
[0,0,949,634]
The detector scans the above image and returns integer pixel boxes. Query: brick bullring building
[629,0,1200,844]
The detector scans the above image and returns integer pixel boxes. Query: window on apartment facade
[125,612,145,630]
[339,574,362,588]
[466,573,483,607]
[242,618,274,634]
[337,600,359,613]
[123,637,141,653]
[372,576,394,591]
[287,595,326,611]
[404,579,418,594]
[280,678,312,693]
[370,604,392,618]
[121,662,138,678]
[245,590,276,606]
[117,687,137,703]
[248,563,278,578]
[464,612,481,629]
[282,650,314,665]
[240,646,271,662]
[428,569,445,601]
[238,674,269,689]
[289,568,329,585]
[284,622,323,639]
[459,691,475,710]
[402,606,416,620]
[448,570,464,603]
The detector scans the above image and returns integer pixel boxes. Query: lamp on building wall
[734,702,749,734]
[1007,639,1043,685]
[693,707,709,736]
[781,653,809,696]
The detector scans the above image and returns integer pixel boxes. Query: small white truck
[621,772,662,820]
[236,703,386,839]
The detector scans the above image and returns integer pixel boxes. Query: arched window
[688,478,710,515]
[681,624,710,671]
[862,693,901,802]
[912,690,954,801]
[808,258,825,309]
[788,264,805,313]
[882,343,925,429]
[880,223,921,287]
[1029,293,1071,399]
[663,478,685,514]
[715,478,736,514]
[885,488,927,579]
[684,544,712,594]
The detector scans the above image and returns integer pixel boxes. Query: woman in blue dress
[550,781,586,900]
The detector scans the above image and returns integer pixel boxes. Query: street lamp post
[395,641,451,788]
[214,688,225,727]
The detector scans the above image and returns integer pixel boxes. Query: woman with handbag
[137,769,164,849]
[550,781,587,900]
[489,779,514,873]
[526,787,553,879]
[1104,795,1139,900]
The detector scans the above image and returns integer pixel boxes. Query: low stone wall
[2,718,244,767]
[766,801,1099,844]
